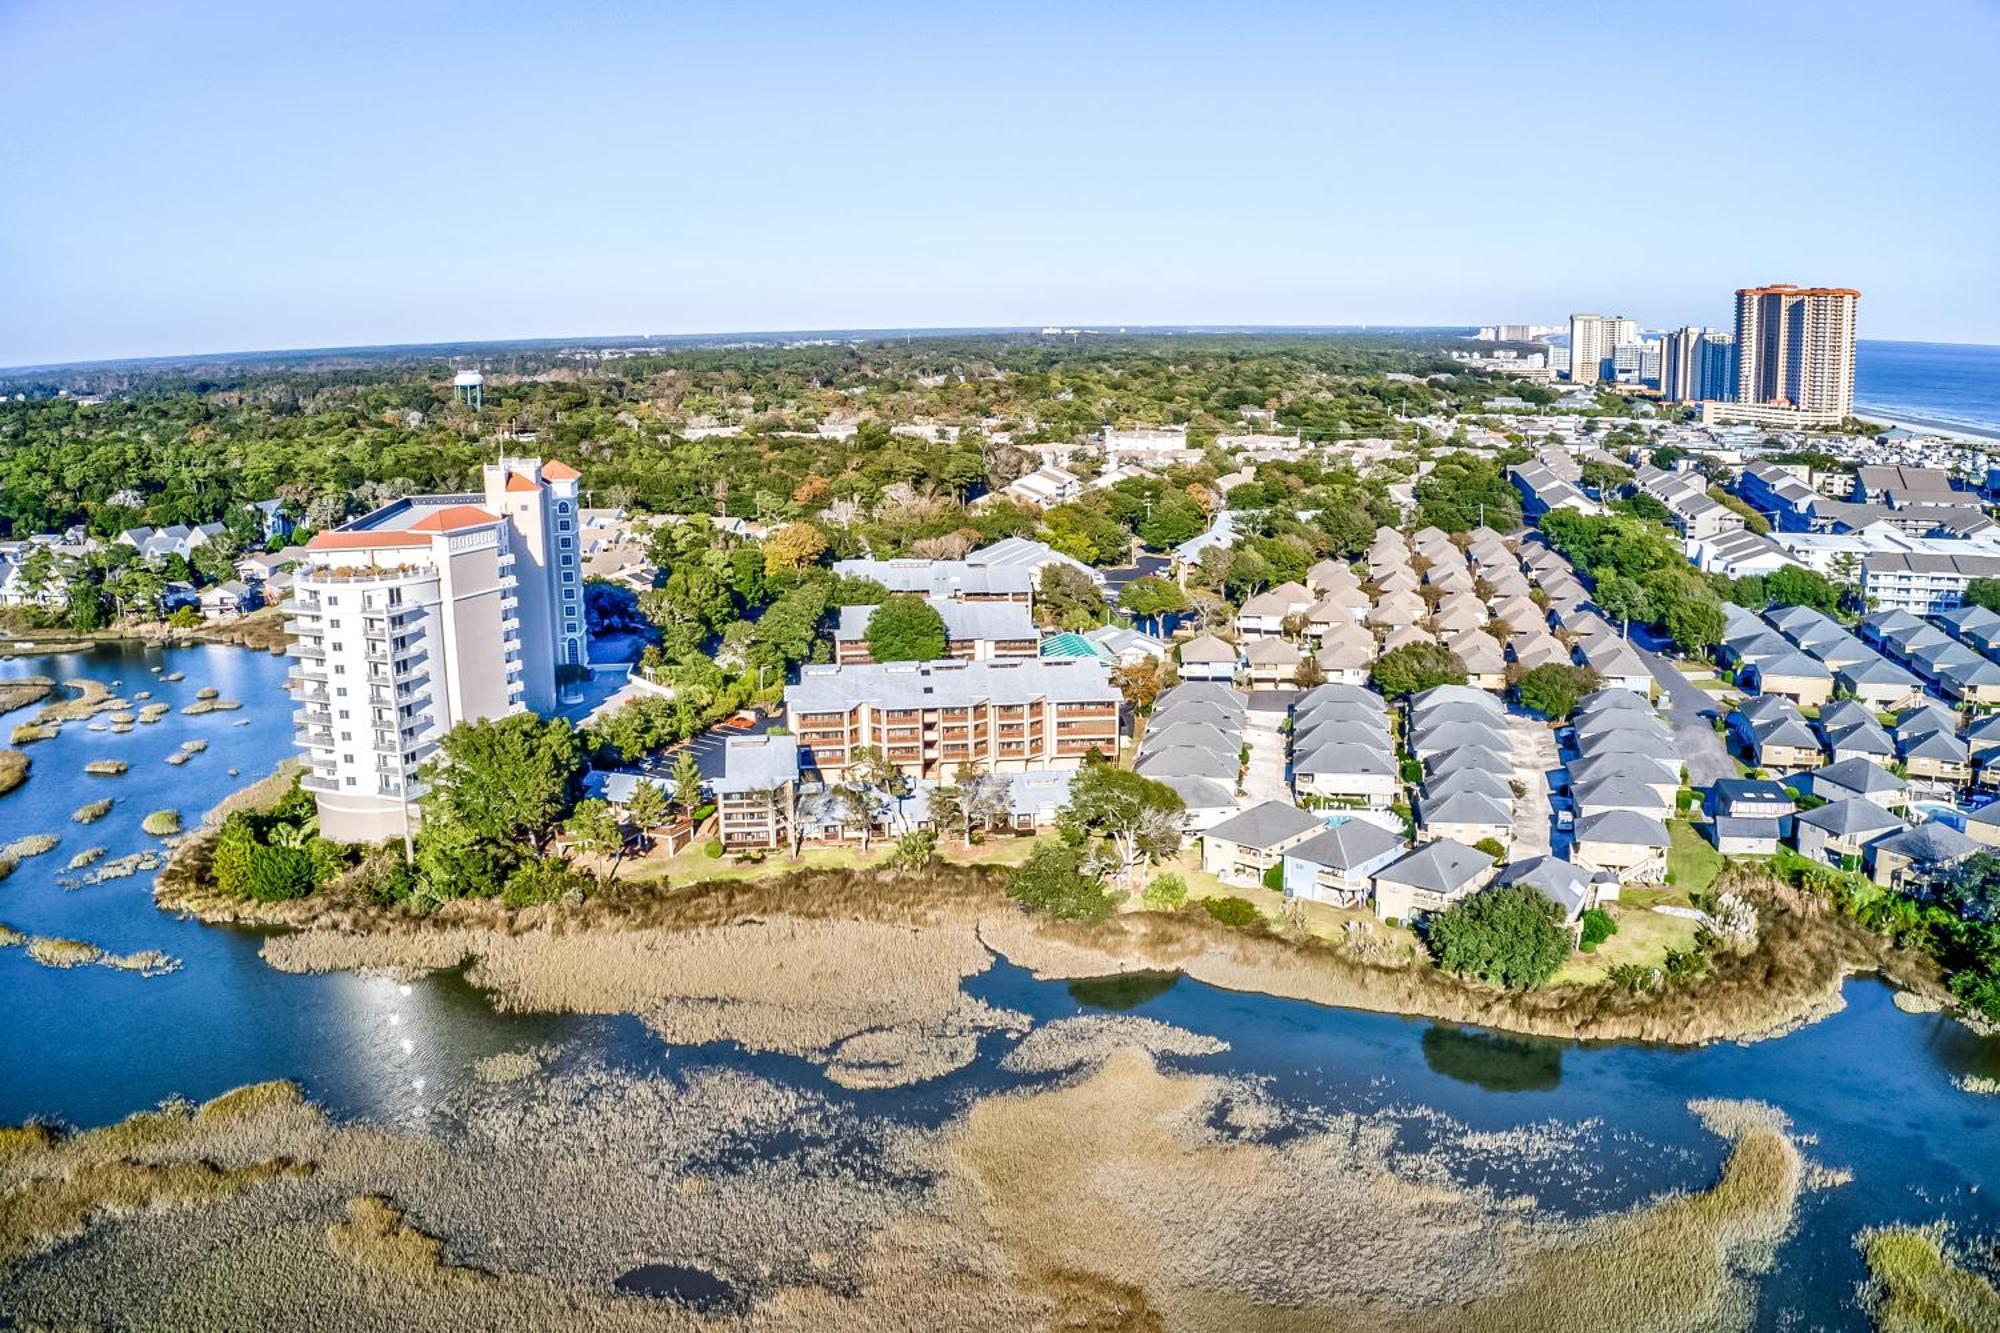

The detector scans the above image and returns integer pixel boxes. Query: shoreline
[1,611,290,659]
[155,815,1956,1050]
[1853,403,2000,444]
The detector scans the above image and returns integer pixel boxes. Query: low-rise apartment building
[713,734,801,850]
[832,601,1038,664]
[785,658,1121,780]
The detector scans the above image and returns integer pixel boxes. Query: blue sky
[2,0,1996,366]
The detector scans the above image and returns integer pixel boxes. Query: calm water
[1856,338,2000,435]
[3,643,1999,1328]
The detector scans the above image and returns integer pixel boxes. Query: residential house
[1235,581,1314,640]
[1280,819,1407,909]
[1177,634,1238,681]
[1370,838,1497,921]
[1738,651,1834,707]
[1495,855,1602,923]
[1789,757,1909,811]
[1200,800,1327,886]
[198,579,257,619]
[1571,809,1671,882]
[1867,821,1980,890]
[1793,798,1905,869]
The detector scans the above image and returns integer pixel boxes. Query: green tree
[1371,642,1467,698]
[1426,885,1571,989]
[1008,842,1115,923]
[670,750,704,814]
[1765,565,1843,614]
[1137,492,1205,548]
[564,798,625,864]
[865,594,949,662]
[1119,575,1189,636]
[1956,580,2000,615]
[420,713,587,855]
[1579,908,1618,950]
[626,778,670,831]
[1513,664,1600,720]
[1036,563,1107,630]
[1060,759,1186,886]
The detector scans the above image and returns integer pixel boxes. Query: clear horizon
[3,0,1996,366]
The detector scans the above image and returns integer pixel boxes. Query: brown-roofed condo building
[286,458,586,842]
[785,658,1121,780]
[1728,284,1859,427]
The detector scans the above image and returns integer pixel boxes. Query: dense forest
[0,333,1523,539]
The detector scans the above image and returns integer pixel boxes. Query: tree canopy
[864,595,948,663]
[1371,642,1467,698]
[1426,885,1571,989]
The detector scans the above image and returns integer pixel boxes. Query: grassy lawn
[1666,818,1723,893]
[1552,887,1702,986]
[1148,848,1423,956]
[618,830,1044,886]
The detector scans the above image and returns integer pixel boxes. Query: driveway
[1241,692,1292,805]
[1508,714,1555,857]
[1634,643,1735,788]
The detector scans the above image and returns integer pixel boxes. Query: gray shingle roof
[1202,800,1325,850]
[1285,820,1405,873]
[1495,855,1592,917]
[1795,798,1903,838]
[1374,838,1494,893]
[1574,809,1671,847]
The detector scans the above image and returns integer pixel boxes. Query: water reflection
[1066,970,1182,1011]
[1420,1024,1565,1093]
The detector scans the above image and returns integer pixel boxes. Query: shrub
[1427,885,1570,989]
[1579,908,1618,950]
[1008,843,1114,923]
[1261,863,1284,891]
[1202,896,1262,929]
[888,829,938,870]
[1142,873,1188,910]
[1473,837,1507,860]
[502,855,586,908]
[703,838,724,859]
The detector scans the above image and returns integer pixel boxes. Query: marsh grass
[66,847,106,870]
[137,703,169,723]
[328,1195,488,1285]
[82,759,127,776]
[0,855,14,885]
[0,1080,318,1278]
[1861,1225,2000,1332]
[180,697,242,715]
[71,797,113,823]
[25,937,101,968]
[0,676,55,716]
[9,722,57,744]
[0,920,22,947]
[3,834,59,859]
[0,747,27,794]
[141,809,182,837]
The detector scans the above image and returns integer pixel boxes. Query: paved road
[1634,642,1735,788]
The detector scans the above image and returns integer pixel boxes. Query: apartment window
[342,754,355,764]
[558,536,573,551]
[562,571,576,584]
[557,518,573,532]
[340,731,352,742]
[335,687,348,697]
[337,709,349,719]
[344,776,356,787]
[334,665,346,675]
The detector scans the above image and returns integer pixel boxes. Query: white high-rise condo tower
[284,458,587,843]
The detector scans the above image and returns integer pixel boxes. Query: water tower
[453,369,484,409]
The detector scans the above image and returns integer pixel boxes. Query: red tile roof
[540,459,580,481]
[406,505,501,533]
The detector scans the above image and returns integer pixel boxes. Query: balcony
[300,773,341,795]
[294,705,333,729]
[299,727,335,749]
[293,641,327,661]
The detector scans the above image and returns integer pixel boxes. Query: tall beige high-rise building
[1732,284,1859,424]
[285,458,586,843]
[1566,313,1640,385]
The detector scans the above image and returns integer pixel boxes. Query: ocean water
[1856,338,2000,435]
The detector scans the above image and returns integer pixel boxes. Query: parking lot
[625,711,776,783]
